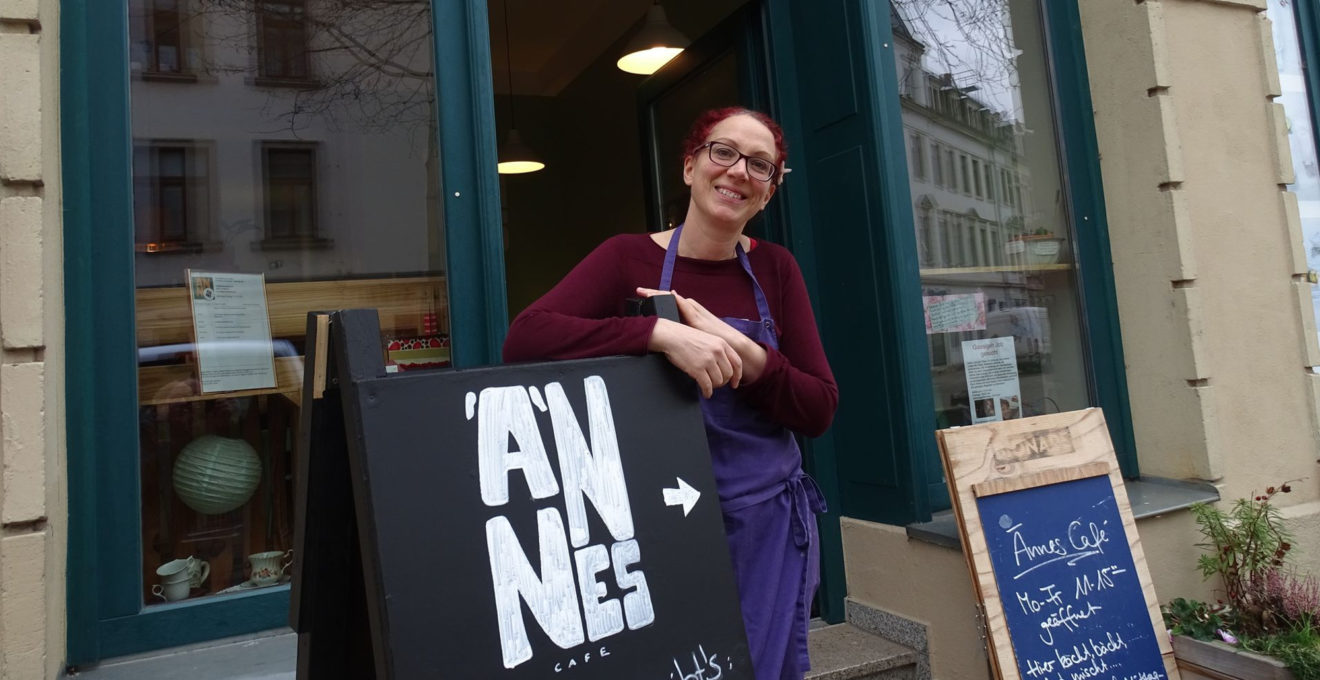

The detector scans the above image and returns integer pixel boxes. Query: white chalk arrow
[663,477,701,517]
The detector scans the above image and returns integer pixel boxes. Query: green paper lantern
[172,435,262,515]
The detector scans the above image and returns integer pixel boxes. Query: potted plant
[1003,228,1065,266]
[1162,483,1320,680]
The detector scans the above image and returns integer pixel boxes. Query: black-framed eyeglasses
[698,141,778,182]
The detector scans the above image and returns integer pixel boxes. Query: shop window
[128,0,445,613]
[895,0,1092,429]
[261,143,320,242]
[256,0,311,82]
[133,142,211,252]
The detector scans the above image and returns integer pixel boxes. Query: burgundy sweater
[502,233,838,437]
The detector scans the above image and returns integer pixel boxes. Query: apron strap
[658,223,684,291]
[659,223,776,330]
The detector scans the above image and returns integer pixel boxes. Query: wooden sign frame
[937,408,1180,680]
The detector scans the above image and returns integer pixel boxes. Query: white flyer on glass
[187,270,277,393]
[961,336,1022,424]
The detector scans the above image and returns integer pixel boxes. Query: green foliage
[1191,483,1295,632]
[1242,623,1320,680]
[1177,482,1320,678]
[1162,597,1231,641]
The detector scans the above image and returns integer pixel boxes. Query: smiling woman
[503,107,836,680]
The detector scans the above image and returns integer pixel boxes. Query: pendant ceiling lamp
[497,0,544,174]
[617,2,688,75]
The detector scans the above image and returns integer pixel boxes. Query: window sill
[135,241,211,255]
[140,71,200,84]
[905,476,1220,551]
[252,237,334,251]
[249,76,321,90]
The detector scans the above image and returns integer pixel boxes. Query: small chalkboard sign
[938,409,1180,680]
[292,309,753,680]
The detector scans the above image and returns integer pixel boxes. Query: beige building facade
[0,0,64,678]
[0,0,1317,677]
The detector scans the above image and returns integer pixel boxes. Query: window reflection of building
[257,0,311,81]
[893,0,1088,427]
[149,0,187,73]
[261,143,319,242]
[133,142,212,251]
[126,0,441,605]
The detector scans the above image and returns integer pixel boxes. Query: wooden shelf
[138,356,305,407]
[919,263,1073,276]
[136,275,446,346]
[136,275,445,407]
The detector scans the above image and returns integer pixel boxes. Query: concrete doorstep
[68,622,918,679]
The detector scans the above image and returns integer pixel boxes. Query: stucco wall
[1080,0,1320,601]
[0,0,64,678]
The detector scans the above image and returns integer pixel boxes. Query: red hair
[681,107,788,178]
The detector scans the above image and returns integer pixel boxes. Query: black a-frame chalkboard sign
[289,309,752,679]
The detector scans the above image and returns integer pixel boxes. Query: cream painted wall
[0,0,64,678]
[1080,0,1320,595]
[841,519,988,680]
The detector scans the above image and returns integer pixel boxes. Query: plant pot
[1171,634,1296,680]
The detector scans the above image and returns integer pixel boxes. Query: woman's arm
[503,238,743,398]
[503,238,657,362]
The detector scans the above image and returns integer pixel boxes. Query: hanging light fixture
[616,2,688,75]
[497,0,544,174]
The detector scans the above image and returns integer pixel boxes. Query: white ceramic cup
[152,579,190,602]
[248,549,293,586]
[157,556,210,588]
[155,559,191,585]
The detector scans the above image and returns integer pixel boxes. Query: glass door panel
[128,0,448,605]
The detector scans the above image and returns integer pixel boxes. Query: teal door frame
[61,0,506,665]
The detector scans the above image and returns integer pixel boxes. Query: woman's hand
[638,287,768,383]
[647,318,742,398]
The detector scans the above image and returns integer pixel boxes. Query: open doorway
[488,0,753,317]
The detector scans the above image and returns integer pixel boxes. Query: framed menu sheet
[187,270,278,394]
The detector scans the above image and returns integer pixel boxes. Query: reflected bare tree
[892,0,1019,119]
[187,0,436,134]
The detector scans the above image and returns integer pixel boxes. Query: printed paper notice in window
[962,337,1022,424]
[187,270,277,393]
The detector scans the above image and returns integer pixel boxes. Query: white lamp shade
[498,129,545,174]
[617,5,688,75]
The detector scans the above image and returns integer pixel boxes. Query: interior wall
[496,0,749,319]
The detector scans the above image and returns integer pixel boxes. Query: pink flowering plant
[1162,482,1320,679]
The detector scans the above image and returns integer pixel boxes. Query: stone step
[806,623,921,680]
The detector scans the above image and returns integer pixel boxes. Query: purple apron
[660,225,827,680]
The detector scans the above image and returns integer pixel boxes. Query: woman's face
[683,114,778,230]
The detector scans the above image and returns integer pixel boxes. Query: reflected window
[262,144,318,241]
[134,142,211,251]
[257,0,310,81]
